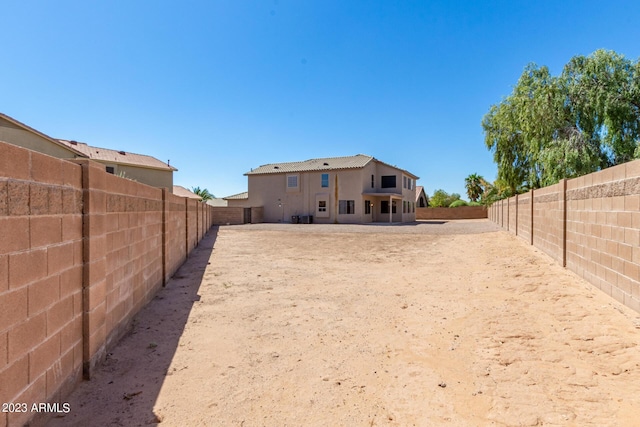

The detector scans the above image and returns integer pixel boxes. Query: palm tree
[464,173,484,202]
[191,186,214,203]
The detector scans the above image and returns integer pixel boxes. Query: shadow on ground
[47,227,219,426]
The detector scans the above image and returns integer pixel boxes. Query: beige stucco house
[244,154,419,224]
[0,113,86,159]
[224,191,249,208]
[58,139,177,189]
[416,185,429,207]
[0,112,176,189]
[173,185,202,200]
[206,198,228,207]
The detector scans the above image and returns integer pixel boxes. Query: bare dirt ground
[48,220,640,427]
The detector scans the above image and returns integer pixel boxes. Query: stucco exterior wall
[106,163,173,189]
[0,117,79,159]
[246,160,416,223]
[226,198,250,208]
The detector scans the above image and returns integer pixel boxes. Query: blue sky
[2,1,640,200]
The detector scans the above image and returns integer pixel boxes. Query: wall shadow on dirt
[47,227,219,427]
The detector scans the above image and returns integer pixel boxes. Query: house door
[243,208,251,224]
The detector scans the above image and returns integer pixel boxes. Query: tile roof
[58,139,177,171]
[223,191,249,200]
[173,185,202,199]
[245,154,419,179]
[246,154,374,175]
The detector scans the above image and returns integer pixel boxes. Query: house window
[371,175,374,188]
[321,173,329,188]
[106,166,115,174]
[381,175,396,188]
[287,174,298,189]
[318,200,327,212]
[338,200,355,214]
[403,176,407,189]
[365,200,371,215]
[408,178,413,190]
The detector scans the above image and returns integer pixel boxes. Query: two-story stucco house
[244,154,419,224]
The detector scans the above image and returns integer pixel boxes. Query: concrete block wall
[516,192,532,244]
[0,141,216,427]
[415,206,487,220]
[498,199,505,227]
[532,181,565,264]
[566,161,640,312]
[165,193,187,279]
[507,197,517,234]
[186,199,198,253]
[102,172,164,355]
[490,159,640,314]
[212,207,246,225]
[0,144,84,427]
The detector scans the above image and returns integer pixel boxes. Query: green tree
[191,186,214,202]
[464,173,485,202]
[483,49,640,193]
[429,189,461,207]
[563,50,640,165]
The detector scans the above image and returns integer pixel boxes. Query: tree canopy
[191,186,214,202]
[429,189,461,207]
[464,173,485,202]
[483,49,640,194]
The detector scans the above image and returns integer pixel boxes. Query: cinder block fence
[489,159,640,314]
[416,205,487,220]
[0,142,216,427]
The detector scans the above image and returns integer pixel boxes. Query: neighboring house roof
[0,112,88,158]
[246,154,419,179]
[223,191,249,200]
[57,139,177,171]
[415,186,426,202]
[173,185,202,199]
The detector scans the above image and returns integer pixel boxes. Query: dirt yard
[48,220,640,427]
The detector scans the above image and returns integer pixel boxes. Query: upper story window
[321,173,329,188]
[106,166,115,174]
[403,176,413,189]
[371,174,374,188]
[381,175,396,188]
[287,174,299,191]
